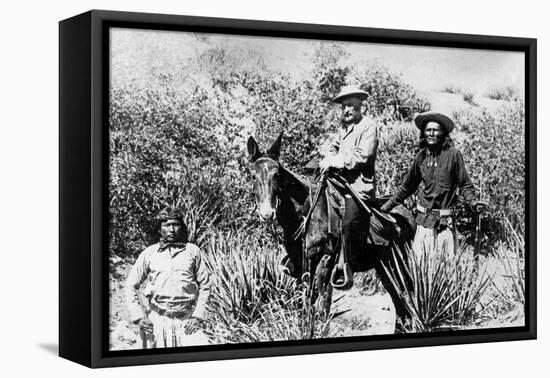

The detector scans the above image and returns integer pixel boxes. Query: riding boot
[331,197,366,289]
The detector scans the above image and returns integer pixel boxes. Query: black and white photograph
[107,26,527,351]
[4,0,549,375]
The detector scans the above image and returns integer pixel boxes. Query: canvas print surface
[108,27,526,351]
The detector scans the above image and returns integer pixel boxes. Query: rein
[293,174,327,284]
[271,161,320,282]
[292,176,325,241]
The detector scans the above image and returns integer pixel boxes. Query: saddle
[300,172,401,290]
[325,176,400,247]
[326,177,402,289]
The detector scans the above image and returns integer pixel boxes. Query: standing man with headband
[125,205,211,348]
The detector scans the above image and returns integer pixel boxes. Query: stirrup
[330,263,353,290]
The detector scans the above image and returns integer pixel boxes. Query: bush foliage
[110,42,524,257]
[485,86,521,101]
[109,40,525,342]
[109,43,435,257]
[452,102,525,245]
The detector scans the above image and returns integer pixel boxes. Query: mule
[247,134,416,330]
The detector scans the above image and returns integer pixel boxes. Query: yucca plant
[204,230,296,322]
[494,218,525,308]
[206,278,335,343]
[382,241,493,333]
[248,298,335,342]
[209,286,335,343]
[203,230,337,343]
[446,249,493,327]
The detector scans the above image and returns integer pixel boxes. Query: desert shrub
[376,121,419,201]
[462,91,477,106]
[109,41,435,260]
[234,72,338,175]
[485,86,521,101]
[440,86,478,106]
[452,102,525,246]
[441,86,463,94]
[348,65,431,122]
[312,42,350,103]
[109,84,253,256]
[110,36,523,256]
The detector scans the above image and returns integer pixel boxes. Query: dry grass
[490,218,525,319]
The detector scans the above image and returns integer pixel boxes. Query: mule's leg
[314,254,334,317]
[374,258,412,332]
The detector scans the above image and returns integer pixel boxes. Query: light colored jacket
[328,116,378,200]
[125,242,211,322]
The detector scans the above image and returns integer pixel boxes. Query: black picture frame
[59,9,537,368]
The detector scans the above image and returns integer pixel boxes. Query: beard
[341,112,361,126]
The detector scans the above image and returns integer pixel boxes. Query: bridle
[252,156,283,218]
[253,157,312,280]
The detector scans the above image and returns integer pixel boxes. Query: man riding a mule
[318,85,384,289]
[246,86,416,329]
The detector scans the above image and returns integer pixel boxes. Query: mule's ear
[247,136,262,161]
[267,132,283,160]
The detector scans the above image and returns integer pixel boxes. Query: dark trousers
[342,197,369,251]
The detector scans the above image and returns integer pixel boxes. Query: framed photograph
[59,10,536,368]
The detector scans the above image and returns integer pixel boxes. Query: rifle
[474,172,484,257]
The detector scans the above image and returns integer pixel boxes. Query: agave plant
[382,241,493,333]
[206,281,335,343]
[204,230,296,320]
[203,229,337,343]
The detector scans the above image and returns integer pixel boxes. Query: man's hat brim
[414,111,455,133]
[333,87,369,103]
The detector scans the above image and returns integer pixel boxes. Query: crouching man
[125,206,211,348]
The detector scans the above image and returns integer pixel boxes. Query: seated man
[319,85,379,288]
[125,206,211,348]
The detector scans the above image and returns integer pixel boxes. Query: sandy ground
[331,285,396,337]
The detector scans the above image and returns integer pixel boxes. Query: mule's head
[247,133,283,221]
